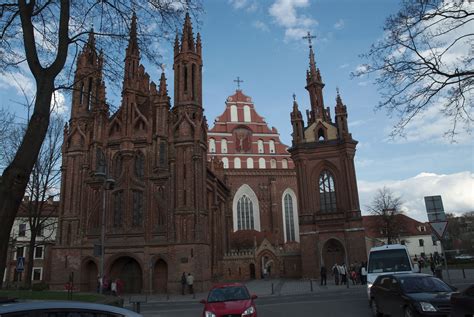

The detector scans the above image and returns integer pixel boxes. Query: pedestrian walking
[181,272,187,295]
[339,263,347,285]
[361,262,367,285]
[332,263,340,285]
[320,265,327,286]
[187,272,194,295]
[111,279,117,296]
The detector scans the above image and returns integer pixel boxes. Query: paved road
[132,288,371,317]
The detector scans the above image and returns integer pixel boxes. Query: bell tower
[289,32,366,279]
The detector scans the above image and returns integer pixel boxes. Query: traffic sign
[16,256,25,273]
[430,221,448,240]
[424,195,446,222]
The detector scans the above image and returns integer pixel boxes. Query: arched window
[319,170,337,212]
[269,140,275,153]
[257,139,264,153]
[132,190,144,227]
[282,189,299,242]
[221,157,229,169]
[258,158,266,169]
[230,105,238,122]
[282,159,288,169]
[246,158,254,169]
[221,139,228,153]
[209,138,216,153]
[234,157,241,169]
[134,151,145,180]
[233,185,260,231]
[270,159,277,169]
[243,105,251,122]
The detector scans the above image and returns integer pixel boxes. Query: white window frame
[281,188,300,242]
[34,246,44,259]
[232,184,261,232]
[230,105,238,122]
[209,138,216,153]
[243,105,251,122]
[258,158,266,169]
[32,267,43,281]
[234,157,241,169]
[282,159,288,169]
[246,158,254,169]
[257,140,264,153]
[269,140,275,153]
[221,139,228,154]
[222,157,229,169]
[270,159,277,169]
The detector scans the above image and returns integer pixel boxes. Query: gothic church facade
[51,14,366,293]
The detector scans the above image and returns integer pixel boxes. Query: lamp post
[95,171,115,294]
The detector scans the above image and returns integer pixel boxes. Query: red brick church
[50,14,366,293]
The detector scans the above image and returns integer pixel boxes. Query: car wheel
[404,306,417,317]
[370,299,382,317]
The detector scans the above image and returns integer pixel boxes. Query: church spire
[123,12,140,89]
[291,93,304,144]
[303,31,326,124]
[180,12,195,53]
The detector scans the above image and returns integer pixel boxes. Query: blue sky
[0,0,472,221]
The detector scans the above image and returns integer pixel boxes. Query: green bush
[32,282,49,291]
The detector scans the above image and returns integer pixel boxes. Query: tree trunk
[0,78,54,288]
[25,231,37,289]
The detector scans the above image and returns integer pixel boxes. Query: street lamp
[95,171,115,294]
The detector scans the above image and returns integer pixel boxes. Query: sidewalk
[124,268,474,305]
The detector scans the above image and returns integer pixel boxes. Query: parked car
[454,254,474,261]
[0,301,142,317]
[200,283,257,317]
[369,273,455,317]
[451,284,474,317]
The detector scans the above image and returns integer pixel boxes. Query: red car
[200,283,258,317]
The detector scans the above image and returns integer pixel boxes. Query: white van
[366,244,419,299]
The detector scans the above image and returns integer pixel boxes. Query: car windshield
[400,276,453,293]
[368,249,411,273]
[207,286,250,303]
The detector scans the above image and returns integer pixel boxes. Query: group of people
[414,253,443,277]
[324,262,367,286]
[181,272,194,295]
[97,275,124,296]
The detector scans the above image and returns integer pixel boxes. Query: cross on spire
[302,31,316,48]
[234,76,244,90]
[160,63,166,73]
[292,93,296,101]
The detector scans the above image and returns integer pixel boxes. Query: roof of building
[16,198,60,218]
[362,214,433,239]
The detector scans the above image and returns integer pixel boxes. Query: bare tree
[367,187,404,244]
[353,1,473,140]
[0,108,16,169]
[0,0,203,287]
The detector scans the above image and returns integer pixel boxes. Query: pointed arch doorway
[322,238,346,270]
[109,256,143,293]
[81,259,98,292]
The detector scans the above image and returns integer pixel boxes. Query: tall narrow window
[284,194,296,241]
[257,140,264,153]
[19,224,26,237]
[234,157,241,169]
[96,148,106,174]
[258,158,266,169]
[237,195,254,230]
[132,191,144,227]
[270,159,277,169]
[282,159,288,169]
[221,139,228,153]
[134,151,145,180]
[269,140,275,153]
[79,83,84,105]
[243,105,251,122]
[87,77,93,109]
[247,158,254,169]
[192,64,196,100]
[209,138,216,153]
[159,141,167,165]
[113,191,123,227]
[230,105,238,122]
[222,157,229,169]
[184,66,188,92]
[319,170,337,212]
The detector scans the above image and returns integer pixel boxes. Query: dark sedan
[451,284,474,317]
[370,273,455,317]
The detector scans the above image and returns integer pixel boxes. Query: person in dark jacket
[320,265,327,286]
[181,272,187,295]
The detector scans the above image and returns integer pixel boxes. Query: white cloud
[357,81,368,86]
[339,63,349,69]
[229,0,248,9]
[269,0,318,42]
[358,171,474,222]
[51,91,68,115]
[229,0,258,12]
[334,19,345,30]
[253,20,269,32]
[0,71,35,98]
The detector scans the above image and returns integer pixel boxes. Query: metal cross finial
[336,87,340,95]
[302,31,316,48]
[234,76,244,90]
[292,93,296,101]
